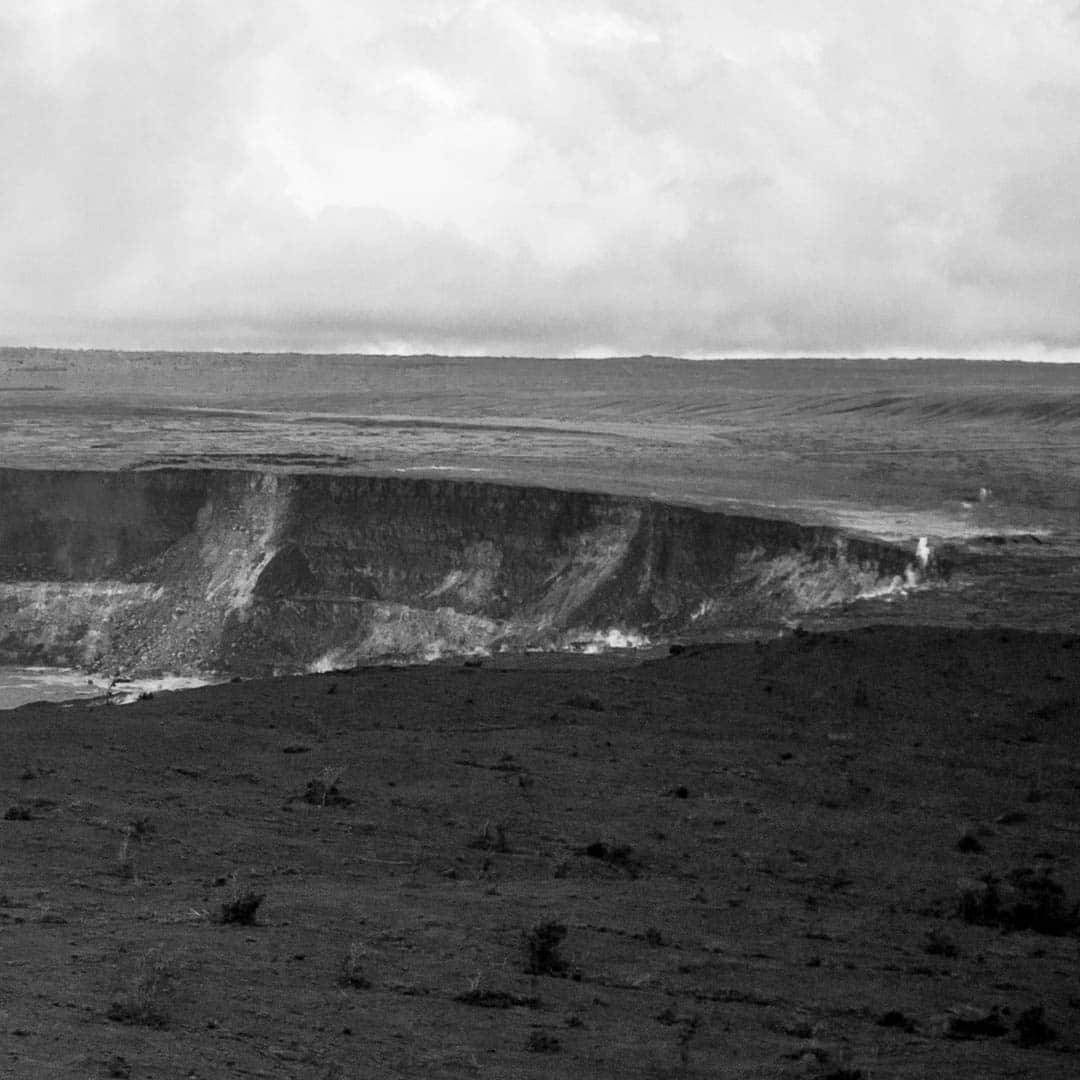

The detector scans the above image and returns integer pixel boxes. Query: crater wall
[0,468,924,674]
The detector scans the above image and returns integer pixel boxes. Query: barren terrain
[2,626,1078,1078]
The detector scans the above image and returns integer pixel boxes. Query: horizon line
[3,343,1076,365]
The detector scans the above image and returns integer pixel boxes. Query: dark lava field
[2,627,1079,1078]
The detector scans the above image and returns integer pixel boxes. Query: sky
[2,0,1080,359]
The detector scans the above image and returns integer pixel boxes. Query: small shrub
[115,828,137,880]
[944,1006,1007,1040]
[1004,868,1080,935]
[107,950,170,1028]
[526,1030,561,1053]
[957,874,1001,925]
[924,929,960,957]
[1030,698,1070,721]
[852,678,869,708]
[565,693,603,711]
[792,1046,863,1079]
[678,1013,702,1067]
[1014,1005,1056,1047]
[956,831,984,854]
[877,1010,917,1033]
[958,869,1080,935]
[468,821,510,853]
[219,874,264,925]
[302,766,352,807]
[339,942,371,989]
[644,926,665,947]
[456,986,540,1009]
[128,816,154,839]
[577,840,642,877]
[221,892,263,925]
[816,1060,863,1079]
[111,817,154,880]
[4,805,32,821]
[523,920,568,976]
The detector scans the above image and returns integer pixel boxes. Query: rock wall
[0,468,923,674]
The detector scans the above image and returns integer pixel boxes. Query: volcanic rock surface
[1,626,1078,1078]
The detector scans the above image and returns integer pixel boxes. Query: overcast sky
[2,1,1079,358]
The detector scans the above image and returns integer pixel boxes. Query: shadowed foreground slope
[2,626,1078,1078]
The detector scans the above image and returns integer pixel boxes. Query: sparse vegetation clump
[957,874,1001,925]
[219,874,265,925]
[220,891,264,925]
[924,929,960,957]
[468,820,510,853]
[110,817,154,880]
[817,1066,863,1080]
[943,1005,1007,1040]
[1014,1005,1056,1047]
[523,920,569,976]
[644,926,665,946]
[107,950,171,1028]
[115,827,137,879]
[957,868,1079,935]
[128,816,154,839]
[302,766,352,807]
[678,1012,702,1068]
[565,693,603,711]
[1003,868,1080,935]
[577,839,642,877]
[338,942,371,989]
[786,1045,864,1079]
[455,977,539,1009]
[877,1010,917,1033]
[852,678,869,708]
[526,1029,561,1053]
[106,1054,131,1078]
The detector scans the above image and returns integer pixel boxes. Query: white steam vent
[916,536,931,570]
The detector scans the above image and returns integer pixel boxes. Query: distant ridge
[0,344,1021,363]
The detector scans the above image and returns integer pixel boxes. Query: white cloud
[550,8,661,51]
[1,0,1080,356]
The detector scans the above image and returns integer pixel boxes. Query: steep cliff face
[0,469,925,675]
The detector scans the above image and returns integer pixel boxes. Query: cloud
[2,0,1079,356]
